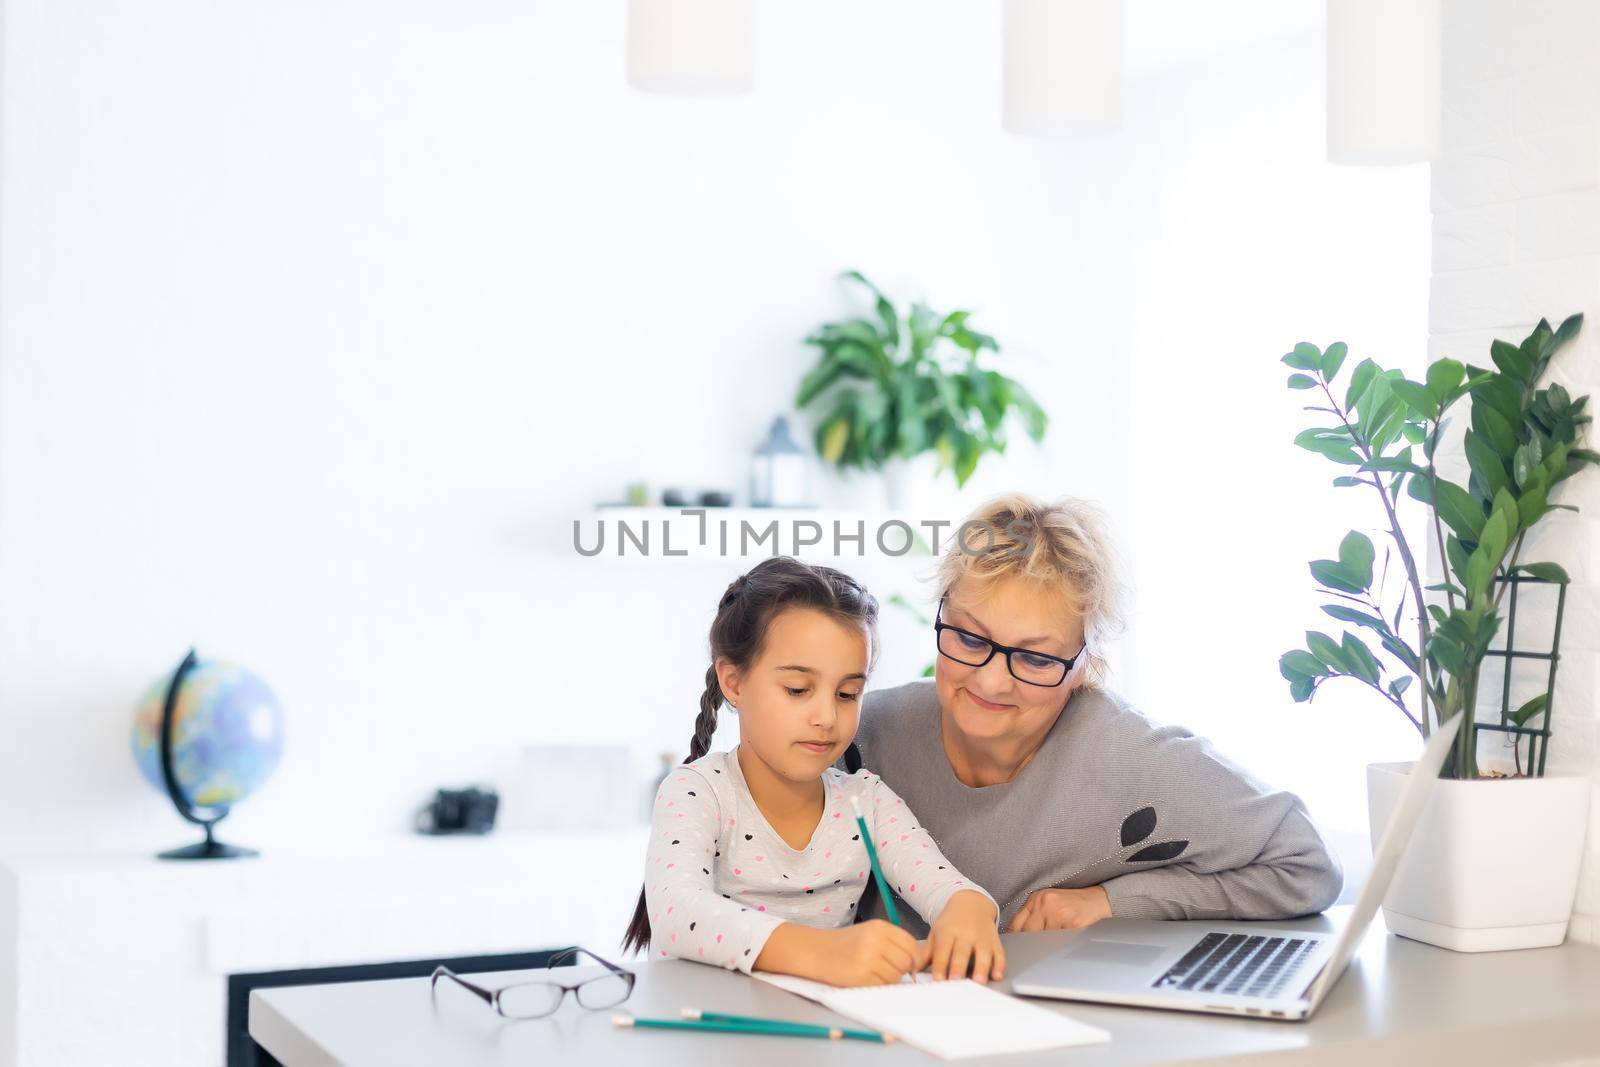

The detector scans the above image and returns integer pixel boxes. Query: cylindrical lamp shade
[1003,0,1124,136]
[1327,0,1441,165]
[628,0,754,97]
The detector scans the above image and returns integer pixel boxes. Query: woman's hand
[927,890,1005,983]
[1006,886,1112,932]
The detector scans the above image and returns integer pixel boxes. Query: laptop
[1010,714,1460,1021]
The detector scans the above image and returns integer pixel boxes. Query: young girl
[622,556,1005,987]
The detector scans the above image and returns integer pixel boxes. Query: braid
[624,555,882,957]
[625,665,722,954]
[686,665,722,763]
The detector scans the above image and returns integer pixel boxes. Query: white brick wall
[1432,0,1600,946]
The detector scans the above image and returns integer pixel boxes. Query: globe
[130,652,285,858]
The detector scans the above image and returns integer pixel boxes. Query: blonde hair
[936,493,1129,687]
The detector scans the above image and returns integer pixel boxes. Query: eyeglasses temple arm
[431,967,494,1006]
[548,945,635,980]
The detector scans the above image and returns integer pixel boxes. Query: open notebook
[756,972,1111,1060]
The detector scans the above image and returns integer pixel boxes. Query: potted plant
[796,271,1048,509]
[1279,315,1597,952]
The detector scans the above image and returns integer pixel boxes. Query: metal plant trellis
[1475,571,1570,777]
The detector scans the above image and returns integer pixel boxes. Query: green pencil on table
[684,1008,892,1043]
[613,1011,893,1043]
[614,1014,817,1039]
[849,793,902,928]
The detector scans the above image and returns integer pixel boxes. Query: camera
[415,786,499,835]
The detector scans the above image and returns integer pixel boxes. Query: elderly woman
[849,493,1342,941]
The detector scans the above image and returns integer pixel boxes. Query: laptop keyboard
[1150,932,1322,999]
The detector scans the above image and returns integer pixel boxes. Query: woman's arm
[1097,799,1343,921]
[1012,704,1345,929]
[1092,712,1344,921]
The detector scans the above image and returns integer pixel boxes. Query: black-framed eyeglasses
[933,596,1084,687]
[429,947,635,1020]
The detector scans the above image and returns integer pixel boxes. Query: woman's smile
[961,688,1014,713]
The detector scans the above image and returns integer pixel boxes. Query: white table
[251,908,1600,1066]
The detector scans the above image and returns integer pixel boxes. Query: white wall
[1428,0,1600,945]
[1074,32,1432,856]
[0,2,1427,864]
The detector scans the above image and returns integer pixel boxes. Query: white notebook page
[756,973,1111,1060]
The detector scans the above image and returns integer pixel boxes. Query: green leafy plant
[1279,316,1598,779]
[796,271,1047,487]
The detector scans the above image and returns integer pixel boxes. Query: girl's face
[717,607,870,784]
[935,575,1088,748]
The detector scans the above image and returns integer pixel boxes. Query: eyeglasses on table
[429,946,636,1019]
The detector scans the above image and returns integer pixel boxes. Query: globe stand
[155,648,259,862]
[158,820,258,861]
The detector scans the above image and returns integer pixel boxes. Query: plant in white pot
[796,271,1048,511]
[1279,315,1598,952]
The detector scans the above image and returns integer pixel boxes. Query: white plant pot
[825,454,949,516]
[1366,762,1590,952]
[881,456,915,512]
[881,453,947,515]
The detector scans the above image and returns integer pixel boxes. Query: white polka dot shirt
[642,747,995,973]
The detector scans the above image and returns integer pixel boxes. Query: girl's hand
[805,920,927,987]
[927,890,1005,983]
[1006,886,1113,932]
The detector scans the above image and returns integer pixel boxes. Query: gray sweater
[849,680,1343,934]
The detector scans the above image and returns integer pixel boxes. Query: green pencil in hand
[849,794,902,928]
